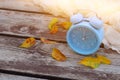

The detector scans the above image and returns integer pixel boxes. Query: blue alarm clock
[67,14,104,55]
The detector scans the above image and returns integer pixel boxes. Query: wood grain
[0,8,120,80]
[0,35,120,80]
[0,9,66,42]
[0,73,47,80]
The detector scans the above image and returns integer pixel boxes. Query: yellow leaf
[51,48,67,61]
[50,25,58,34]
[97,54,111,65]
[48,18,58,30]
[79,54,111,69]
[59,22,72,30]
[40,37,56,44]
[79,56,100,69]
[20,37,36,48]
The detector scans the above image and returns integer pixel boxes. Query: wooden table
[0,1,120,80]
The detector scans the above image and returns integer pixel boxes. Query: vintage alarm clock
[67,14,104,55]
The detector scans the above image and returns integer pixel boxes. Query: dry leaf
[79,54,111,69]
[79,56,100,69]
[59,22,72,30]
[48,18,71,34]
[97,54,111,64]
[50,25,58,34]
[20,37,36,48]
[40,37,56,44]
[48,18,58,30]
[51,48,67,61]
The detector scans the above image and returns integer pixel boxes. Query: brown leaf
[40,37,56,44]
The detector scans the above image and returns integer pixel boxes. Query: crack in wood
[0,69,73,80]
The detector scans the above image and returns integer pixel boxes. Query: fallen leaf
[79,56,100,69]
[20,37,36,48]
[97,54,111,64]
[40,37,56,44]
[51,48,67,61]
[50,25,58,34]
[48,18,58,30]
[59,22,72,30]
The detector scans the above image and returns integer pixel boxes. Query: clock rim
[67,23,101,55]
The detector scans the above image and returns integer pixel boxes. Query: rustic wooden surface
[0,73,47,80]
[0,9,66,42]
[0,8,120,80]
[0,33,120,80]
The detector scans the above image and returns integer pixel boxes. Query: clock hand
[82,28,87,41]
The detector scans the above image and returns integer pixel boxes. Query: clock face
[68,27,98,54]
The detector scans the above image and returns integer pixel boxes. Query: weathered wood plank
[0,8,120,80]
[0,73,47,80]
[0,9,66,42]
[0,35,120,80]
[0,0,44,13]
